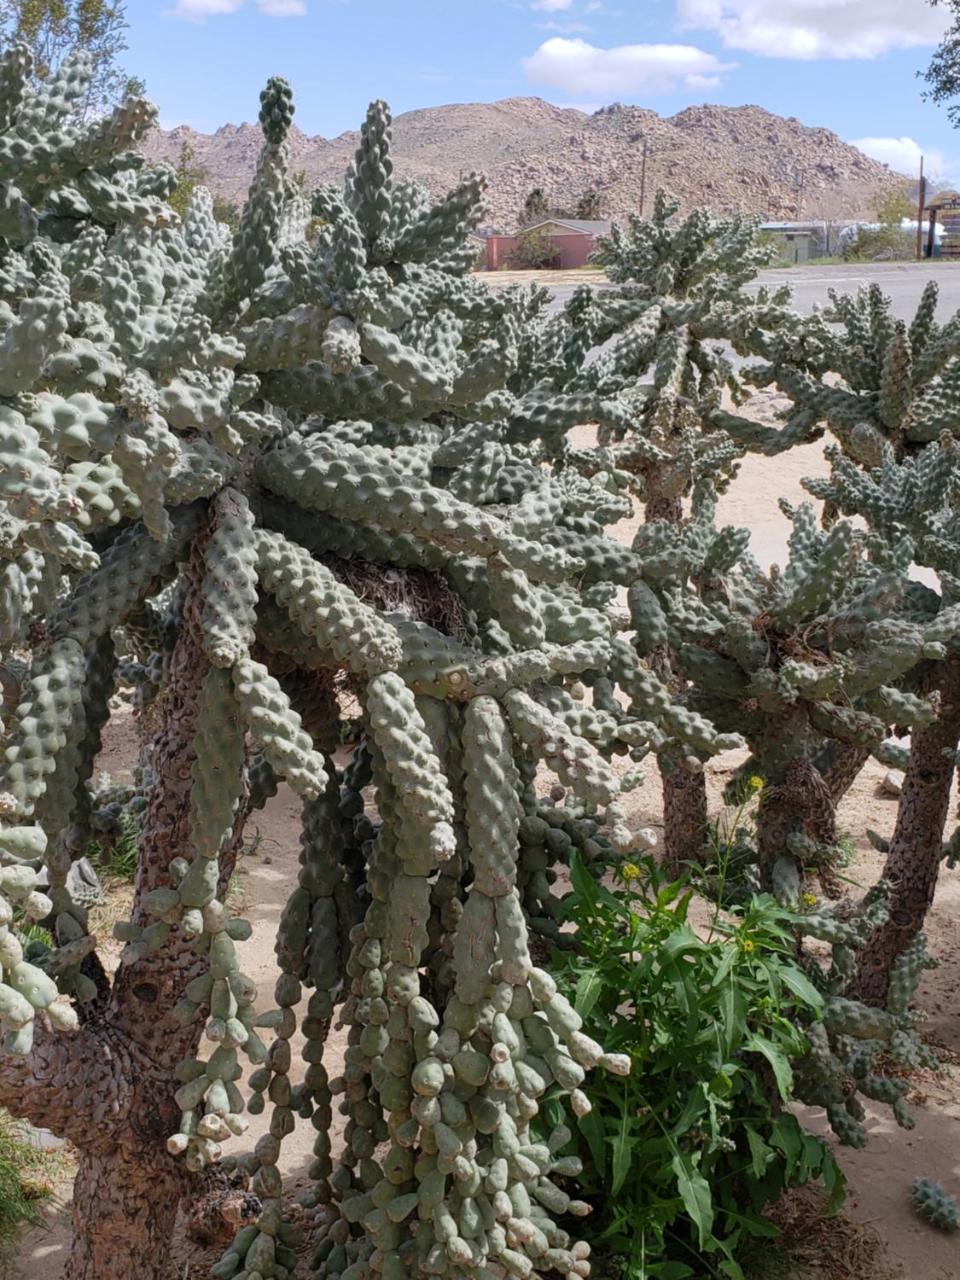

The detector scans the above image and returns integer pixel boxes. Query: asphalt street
[752,260,960,319]
[546,260,960,321]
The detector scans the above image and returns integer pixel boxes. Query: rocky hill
[141,96,906,228]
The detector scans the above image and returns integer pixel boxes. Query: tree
[842,188,914,262]
[923,1,960,124]
[0,0,140,115]
[875,183,915,225]
[518,184,550,226]
[210,191,239,231]
[153,139,239,231]
[575,188,602,220]
[519,202,943,1152]
[164,138,206,221]
[514,224,557,268]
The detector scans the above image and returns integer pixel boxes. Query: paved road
[544,260,960,320]
[753,261,960,319]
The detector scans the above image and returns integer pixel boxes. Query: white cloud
[532,0,574,10]
[852,135,950,180]
[168,0,242,18]
[539,19,593,32]
[677,0,951,61]
[523,35,733,95]
[168,0,305,17]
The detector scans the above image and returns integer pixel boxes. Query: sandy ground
[14,428,960,1279]
[481,267,606,289]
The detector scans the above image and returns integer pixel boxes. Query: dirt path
[15,427,960,1279]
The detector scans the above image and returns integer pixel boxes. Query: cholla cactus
[632,485,943,1145]
[0,46,952,1276]
[0,45,173,654]
[745,280,960,465]
[911,1177,960,1230]
[632,485,954,890]
[518,193,808,873]
[794,912,937,1146]
[538,192,813,503]
[751,283,960,1002]
[0,68,671,1280]
[817,445,960,1000]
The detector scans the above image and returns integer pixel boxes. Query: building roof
[760,223,815,236]
[759,221,821,232]
[525,218,611,236]
[927,189,960,210]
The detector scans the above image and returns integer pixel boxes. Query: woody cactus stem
[660,755,707,877]
[855,655,960,1004]
[71,551,248,1280]
[646,482,707,878]
[0,546,248,1280]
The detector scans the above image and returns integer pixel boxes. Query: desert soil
[13,420,960,1280]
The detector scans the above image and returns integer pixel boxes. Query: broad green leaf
[569,852,598,908]
[671,1151,714,1249]
[578,1107,606,1178]
[574,967,604,1020]
[610,1092,633,1194]
[708,1067,734,1099]
[745,1125,773,1179]
[745,1032,793,1098]
[770,1113,803,1180]
[721,1206,780,1239]
[717,979,746,1059]
[673,1088,708,1137]
[800,1132,827,1182]
[778,964,824,1013]
[822,1148,847,1213]
[662,924,706,958]
[710,942,737,989]
[719,1260,745,1279]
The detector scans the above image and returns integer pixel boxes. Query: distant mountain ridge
[141,96,906,228]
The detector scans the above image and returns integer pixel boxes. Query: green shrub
[86,810,141,882]
[546,855,844,1280]
[514,225,559,268]
[0,1112,56,1275]
[841,225,914,261]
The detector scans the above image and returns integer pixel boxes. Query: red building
[481,218,611,271]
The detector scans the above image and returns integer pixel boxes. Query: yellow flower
[801,891,818,909]
[620,862,642,882]
[740,938,756,953]
[747,774,764,794]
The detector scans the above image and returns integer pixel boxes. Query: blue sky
[126,0,960,182]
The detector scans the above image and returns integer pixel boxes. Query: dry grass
[750,1186,903,1280]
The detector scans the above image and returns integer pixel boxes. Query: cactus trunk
[821,742,871,806]
[647,473,708,875]
[855,656,960,1003]
[643,491,682,525]
[66,1146,186,1280]
[661,752,707,876]
[1,546,253,1278]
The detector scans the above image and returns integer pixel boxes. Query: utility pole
[639,137,648,217]
[916,155,926,261]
